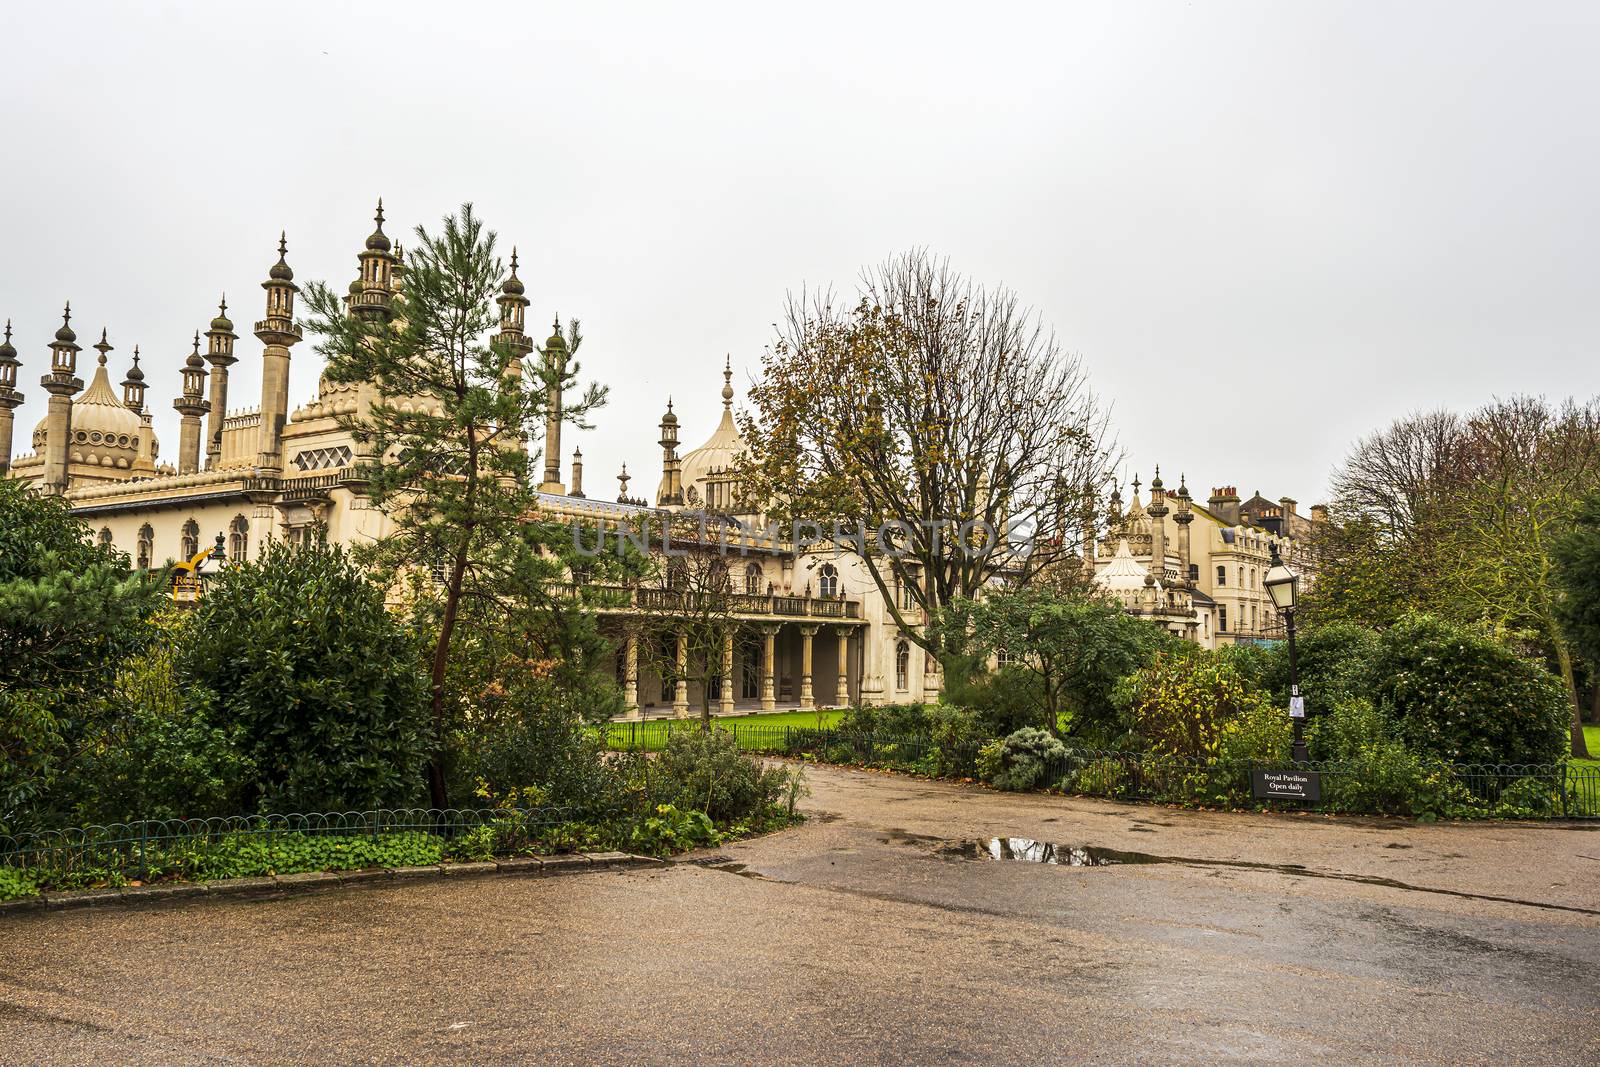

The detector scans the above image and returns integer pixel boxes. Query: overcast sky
[3,1,1596,505]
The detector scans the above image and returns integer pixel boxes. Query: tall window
[136,524,153,570]
[744,561,763,595]
[1218,605,1228,632]
[818,563,839,599]
[229,514,248,563]
[180,519,199,560]
[1216,564,1226,586]
[895,640,910,691]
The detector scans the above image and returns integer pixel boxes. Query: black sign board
[1251,769,1322,802]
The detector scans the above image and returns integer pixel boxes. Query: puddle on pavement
[903,833,1600,916]
[936,838,1164,867]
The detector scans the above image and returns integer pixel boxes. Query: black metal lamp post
[1263,542,1307,762]
[196,532,227,591]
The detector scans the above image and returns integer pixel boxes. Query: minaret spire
[174,331,211,475]
[204,293,237,468]
[255,233,302,474]
[538,315,568,494]
[39,303,84,493]
[121,345,146,414]
[0,319,23,477]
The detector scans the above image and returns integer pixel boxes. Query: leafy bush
[0,865,40,902]
[630,804,722,856]
[180,541,431,814]
[67,611,255,824]
[1114,648,1275,759]
[648,728,792,825]
[976,727,1068,791]
[1374,614,1569,766]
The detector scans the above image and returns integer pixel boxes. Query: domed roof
[673,360,749,508]
[269,233,294,281]
[209,296,233,333]
[1097,539,1152,595]
[35,352,148,468]
[502,248,526,296]
[55,303,77,343]
[0,320,16,363]
[365,200,391,252]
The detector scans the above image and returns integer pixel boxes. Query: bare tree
[634,536,742,726]
[739,250,1118,657]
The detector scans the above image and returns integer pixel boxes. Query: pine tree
[302,204,607,806]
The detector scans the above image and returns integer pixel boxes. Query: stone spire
[0,320,22,476]
[255,233,302,475]
[39,303,83,493]
[657,397,683,506]
[569,446,584,498]
[495,249,534,480]
[354,199,397,323]
[538,316,567,494]
[1145,466,1169,587]
[203,294,237,468]
[120,344,146,414]
[617,461,631,503]
[173,331,211,475]
[1173,471,1194,588]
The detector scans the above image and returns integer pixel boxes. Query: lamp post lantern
[1264,542,1307,762]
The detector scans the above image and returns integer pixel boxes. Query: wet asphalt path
[2,763,1598,1065]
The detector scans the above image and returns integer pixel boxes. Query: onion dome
[186,331,205,370]
[210,295,233,332]
[546,315,566,350]
[55,328,143,465]
[365,199,392,252]
[502,248,526,296]
[55,302,76,342]
[0,319,17,363]
[1098,539,1154,596]
[660,397,678,426]
[269,233,294,281]
[123,345,145,383]
[348,277,364,297]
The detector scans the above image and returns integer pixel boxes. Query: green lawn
[603,708,845,752]
[1575,725,1600,769]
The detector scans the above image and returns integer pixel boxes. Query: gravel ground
[2,763,1597,1065]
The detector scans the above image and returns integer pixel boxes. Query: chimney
[1207,486,1241,525]
[1310,504,1329,523]
[570,446,584,498]
[1278,497,1297,518]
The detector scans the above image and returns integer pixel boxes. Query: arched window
[136,524,153,571]
[667,559,688,591]
[180,519,200,560]
[895,640,910,691]
[818,563,839,599]
[1216,564,1226,586]
[744,561,763,595]
[228,515,248,563]
[98,527,113,548]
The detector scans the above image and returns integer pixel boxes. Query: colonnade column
[798,625,818,710]
[761,625,778,712]
[720,630,735,717]
[834,626,851,708]
[623,632,639,718]
[673,632,689,718]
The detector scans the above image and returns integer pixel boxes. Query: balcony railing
[550,582,860,620]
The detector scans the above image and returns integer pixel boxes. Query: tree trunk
[1556,640,1591,760]
[428,532,471,808]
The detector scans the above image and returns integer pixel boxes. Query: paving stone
[45,887,126,908]
[124,882,207,902]
[335,868,392,885]
[386,865,444,879]
[439,861,498,877]
[273,871,339,890]
[535,854,591,873]
[0,895,45,914]
[494,857,545,875]
[204,876,278,896]
[583,851,633,867]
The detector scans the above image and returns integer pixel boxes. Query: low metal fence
[0,805,618,889]
[602,720,1600,819]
